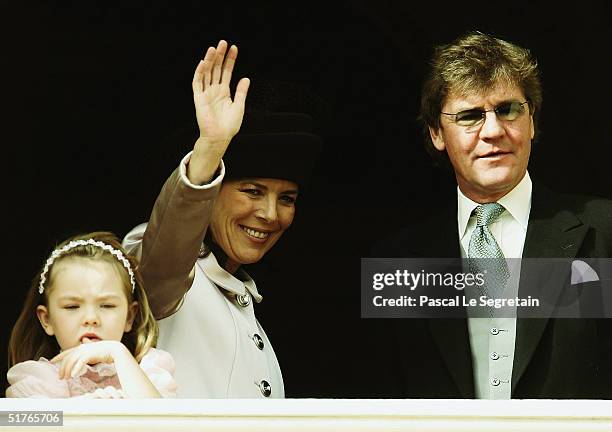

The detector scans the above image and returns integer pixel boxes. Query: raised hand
[188,40,250,185]
[192,40,250,146]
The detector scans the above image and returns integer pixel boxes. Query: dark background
[2,1,610,396]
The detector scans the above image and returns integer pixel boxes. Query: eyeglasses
[441,101,529,127]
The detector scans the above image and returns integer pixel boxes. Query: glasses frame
[441,101,530,127]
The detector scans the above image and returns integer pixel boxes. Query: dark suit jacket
[367,182,612,399]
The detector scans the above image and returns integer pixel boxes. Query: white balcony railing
[1,399,611,431]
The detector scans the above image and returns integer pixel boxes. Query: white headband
[38,239,136,294]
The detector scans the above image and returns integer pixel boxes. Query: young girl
[7,232,176,398]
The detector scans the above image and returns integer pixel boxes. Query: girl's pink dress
[6,348,177,398]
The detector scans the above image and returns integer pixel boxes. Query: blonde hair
[8,232,158,366]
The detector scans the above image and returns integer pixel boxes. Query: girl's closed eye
[63,305,79,310]
[101,303,117,309]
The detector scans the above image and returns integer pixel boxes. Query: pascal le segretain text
[373,295,540,309]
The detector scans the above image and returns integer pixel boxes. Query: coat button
[236,293,251,307]
[253,333,264,350]
[490,378,500,386]
[490,327,499,335]
[490,352,499,360]
[259,380,271,397]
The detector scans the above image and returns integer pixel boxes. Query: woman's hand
[193,39,250,146]
[187,39,250,185]
[50,340,126,380]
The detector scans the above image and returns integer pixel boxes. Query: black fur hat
[223,111,322,187]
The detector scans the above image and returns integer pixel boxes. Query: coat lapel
[419,197,475,398]
[511,183,589,394]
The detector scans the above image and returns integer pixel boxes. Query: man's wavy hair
[419,31,542,168]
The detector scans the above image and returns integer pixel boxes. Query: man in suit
[371,31,612,399]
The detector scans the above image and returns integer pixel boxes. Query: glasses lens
[455,109,483,126]
[496,102,525,121]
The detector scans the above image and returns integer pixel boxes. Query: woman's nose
[255,198,278,222]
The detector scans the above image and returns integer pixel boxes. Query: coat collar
[198,252,263,303]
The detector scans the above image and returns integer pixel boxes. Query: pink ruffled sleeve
[139,348,177,398]
[6,359,70,398]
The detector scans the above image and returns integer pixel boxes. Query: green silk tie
[468,203,509,312]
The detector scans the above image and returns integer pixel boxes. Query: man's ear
[124,301,139,333]
[36,305,55,336]
[529,114,535,139]
[429,126,446,151]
